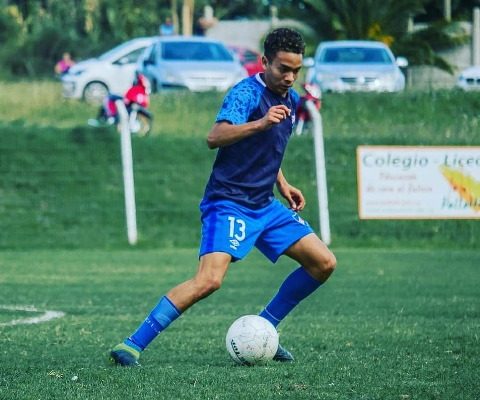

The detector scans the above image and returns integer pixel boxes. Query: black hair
[263,28,305,62]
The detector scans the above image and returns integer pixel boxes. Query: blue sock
[259,266,321,327]
[127,296,181,351]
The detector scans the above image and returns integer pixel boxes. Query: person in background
[193,14,217,36]
[159,17,175,36]
[54,52,75,76]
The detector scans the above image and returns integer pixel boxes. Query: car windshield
[320,47,392,64]
[162,42,233,61]
[98,40,144,61]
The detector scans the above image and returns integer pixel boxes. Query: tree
[419,0,480,22]
[300,0,469,73]
[303,0,424,41]
[0,0,472,76]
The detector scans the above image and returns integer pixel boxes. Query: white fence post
[473,7,480,65]
[116,100,138,245]
[305,100,331,245]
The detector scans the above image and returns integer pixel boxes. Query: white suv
[456,66,480,91]
[61,37,157,103]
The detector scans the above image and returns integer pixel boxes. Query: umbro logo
[291,212,306,225]
[229,239,240,250]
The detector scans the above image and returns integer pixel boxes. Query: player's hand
[279,183,306,211]
[260,105,291,130]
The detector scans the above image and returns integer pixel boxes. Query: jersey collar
[255,73,266,87]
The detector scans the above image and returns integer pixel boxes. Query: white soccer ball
[225,315,279,365]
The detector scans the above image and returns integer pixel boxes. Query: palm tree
[304,0,422,41]
[302,0,469,74]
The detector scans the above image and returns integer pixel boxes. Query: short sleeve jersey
[203,73,300,209]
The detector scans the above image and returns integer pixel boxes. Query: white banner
[357,146,480,219]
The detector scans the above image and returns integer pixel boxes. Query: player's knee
[322,252,337,275]
[311,251,336,281]
[206,276,223,293]
[196,277,223,298]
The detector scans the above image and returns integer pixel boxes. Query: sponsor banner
[357,146,480,219]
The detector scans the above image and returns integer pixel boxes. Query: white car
[137,36,247,93]
[61,37,157,103]
[306,40,408,93]
[456,66,480,91]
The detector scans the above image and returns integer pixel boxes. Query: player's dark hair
[263,28,305,62]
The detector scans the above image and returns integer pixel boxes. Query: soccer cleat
[110,343,141,367]
[273,343,294,362]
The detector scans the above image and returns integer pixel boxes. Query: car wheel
[134,112,152,137]
[83,82,108,104]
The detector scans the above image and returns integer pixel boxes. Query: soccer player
[110,28,337,366]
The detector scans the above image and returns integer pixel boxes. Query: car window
[162,42,234,61]
[320,47,392,64]
[115,47,148,64]
[144,45,153,64]
[99,41,142,61]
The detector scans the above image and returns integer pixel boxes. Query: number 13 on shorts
[228,216,246,250]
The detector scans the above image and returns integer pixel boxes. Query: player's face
[262,51,303,96]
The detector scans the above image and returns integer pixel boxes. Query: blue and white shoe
[273,344,294,362]
[110,343,141,367]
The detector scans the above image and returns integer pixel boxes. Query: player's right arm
[207,105,290,149]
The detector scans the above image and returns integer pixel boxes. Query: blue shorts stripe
[205,207,217,255]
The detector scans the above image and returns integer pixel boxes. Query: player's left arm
[276,168,305,211]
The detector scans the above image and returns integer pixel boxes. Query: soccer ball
[225,315,279,365]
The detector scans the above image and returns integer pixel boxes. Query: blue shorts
[199,199,314,263]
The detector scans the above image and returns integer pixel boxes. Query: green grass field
[1,82,479,249]
[0,248,478,399]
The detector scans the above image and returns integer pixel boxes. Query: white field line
[0,305,65,326]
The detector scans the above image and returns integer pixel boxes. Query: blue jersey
[203,73,300,209]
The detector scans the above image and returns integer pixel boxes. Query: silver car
[306,40,408,93]
[137,36,247,92]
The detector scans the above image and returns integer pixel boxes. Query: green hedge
[1,86,479,249]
